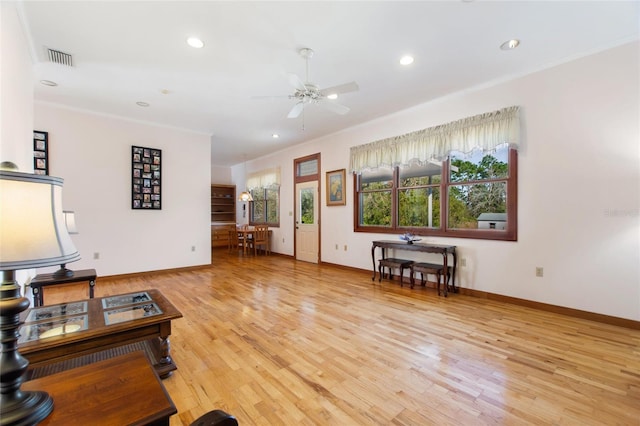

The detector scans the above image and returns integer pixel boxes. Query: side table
[29,268,97,307]
[23,351,177,425]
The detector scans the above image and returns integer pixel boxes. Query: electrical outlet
[460,258,467,267]
[536,267,544,277]
[93,252,100,260]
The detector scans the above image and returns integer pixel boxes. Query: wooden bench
[411,262,452,295]
[378,258,414,287]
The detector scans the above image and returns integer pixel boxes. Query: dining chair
[227,225,244,253]
[250,225,270,255]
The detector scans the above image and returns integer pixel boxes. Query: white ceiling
[19,1,639,166]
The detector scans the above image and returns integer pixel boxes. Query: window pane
[450,145,509,183]
[300,188,314,224]
[448,182,507,229]
[399,187,440,228]
[399,162,441,187]
[266,188,279,224]
[360,169,393,190]
[297,159,318,177]
[360,191,391,226]
[252,201,265,222]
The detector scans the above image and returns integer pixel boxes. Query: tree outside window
[249,187,280,227]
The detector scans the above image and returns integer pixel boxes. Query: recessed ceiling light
[500,39,520,50]
[272,134,279,139]
[187,37,204,49]
[160,89,171,95]
[400,55,414,66]
[327,94,338,100]
[40,80,58,87]
[136,101,150,107]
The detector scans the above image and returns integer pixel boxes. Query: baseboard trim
[103,258,639,330]
[321,261,640,330]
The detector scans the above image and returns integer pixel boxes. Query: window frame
[249,186,280,227]
[353,148,517,241]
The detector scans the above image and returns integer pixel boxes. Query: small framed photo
[132,145,161,210]
[33,130,49,175]
[326,168,346,206]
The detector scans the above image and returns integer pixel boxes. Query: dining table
[236,226,271,254]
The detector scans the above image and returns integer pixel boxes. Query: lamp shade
[0,170,80,270]
[238,191,253,202]
[63,210,78,234]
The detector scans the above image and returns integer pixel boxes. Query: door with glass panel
[295,180,318,263]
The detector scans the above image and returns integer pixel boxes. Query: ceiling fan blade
[320,81,359,97]
[319,100,350,115]
[287,102,305,118]
[288,73,306,91]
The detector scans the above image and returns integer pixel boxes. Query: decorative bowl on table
[399,233,421,244]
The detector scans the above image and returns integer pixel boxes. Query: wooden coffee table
[19,289,182,379]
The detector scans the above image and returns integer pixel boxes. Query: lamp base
[52,264,74,278]
[0,390,54,426]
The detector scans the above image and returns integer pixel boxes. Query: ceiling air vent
[46,48,73,67]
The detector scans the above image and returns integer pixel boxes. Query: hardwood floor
[39,249,640,425]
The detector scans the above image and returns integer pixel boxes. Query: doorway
[294,154,320,263]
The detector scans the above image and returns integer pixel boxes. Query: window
[249,187,279,226]
[355,145,517,240]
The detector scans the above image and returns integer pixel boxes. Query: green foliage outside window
[356,145,512,238]
[250,187,279,226]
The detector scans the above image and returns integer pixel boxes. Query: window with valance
[248,167,280,227]
[351,106,520,240]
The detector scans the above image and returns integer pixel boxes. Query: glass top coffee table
[19,288,183,380]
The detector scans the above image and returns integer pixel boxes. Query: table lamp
[52,210,78,278]
[0,163,80,425]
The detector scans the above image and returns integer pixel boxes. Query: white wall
[240,42,639,321]
[1,2,34,170]
[34,104,212,276]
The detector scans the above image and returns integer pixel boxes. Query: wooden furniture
[211,184,236,248]
[19,289,182,379]
[23,351,177,426]
[237,226,272,255]
[191,410,238,426]
[411,262,452,295]
[371,240,457,296]
[250,225,270,255]
[378,258,414,286]
[29,268,97,307]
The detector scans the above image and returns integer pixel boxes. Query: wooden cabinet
[211,184,236,248]
[211,184,236,222]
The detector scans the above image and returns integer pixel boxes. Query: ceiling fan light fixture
[187,37,204,49]
[272,134,279,139]
[136,101,150,107]
[327,93,338,100]
[40,80,58,87]
[400,55,414,66]
[500,39,520,50]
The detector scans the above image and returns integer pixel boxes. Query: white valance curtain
[247,166,280,190]
[349,106,520,174]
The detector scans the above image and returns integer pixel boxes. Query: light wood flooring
[39,249,640,425]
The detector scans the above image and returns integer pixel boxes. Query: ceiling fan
[257,47,359,119]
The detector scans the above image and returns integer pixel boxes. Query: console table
[371,240,457,296]
[23,351,177,425]
[19,289,182,379]
[29,268,97,307]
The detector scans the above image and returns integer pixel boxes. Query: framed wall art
[33,130,49,175]
[132,145,161,210]
[326,168,346,206]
